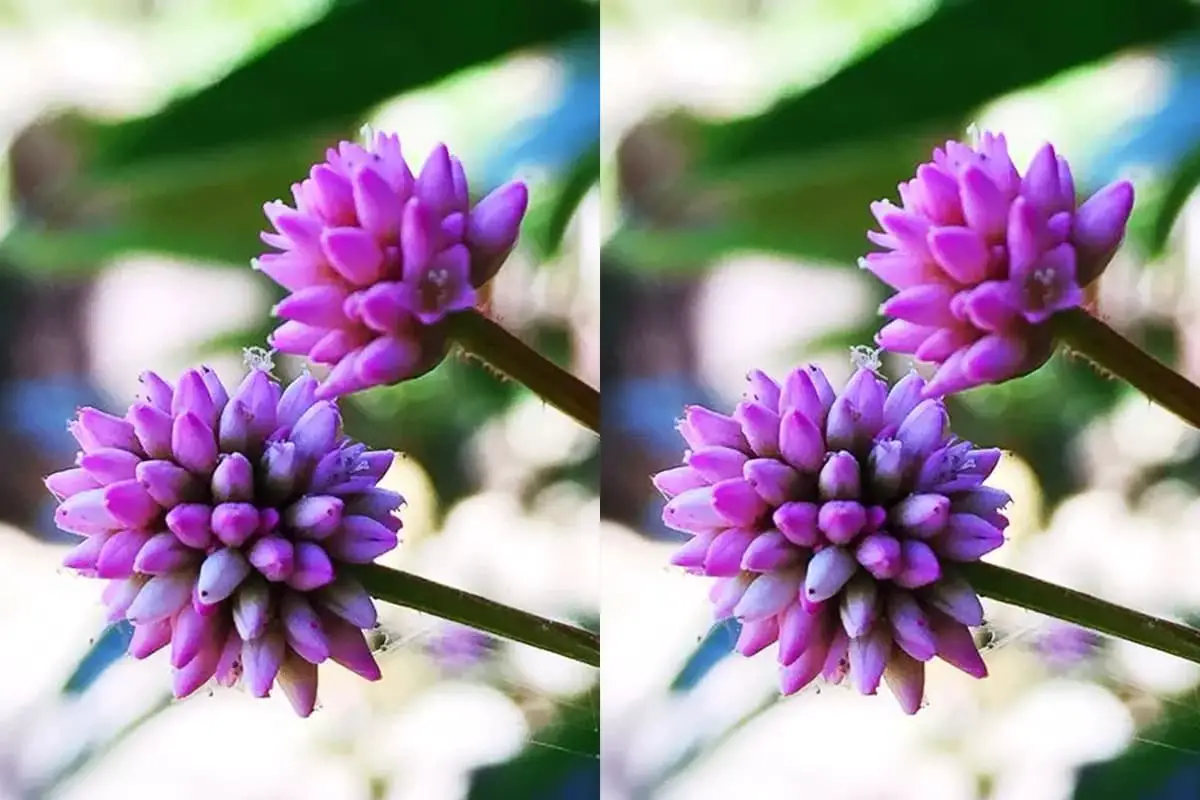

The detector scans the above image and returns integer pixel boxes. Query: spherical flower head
[46,366,406,716]
[257,128,529,399]
[652,364,1012,713]
[864,130,1135,397]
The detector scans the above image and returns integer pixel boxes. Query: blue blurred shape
[62,621,133,696]
[480,31,600,190]
[1089,34,1200,186]
[670,619,741,693]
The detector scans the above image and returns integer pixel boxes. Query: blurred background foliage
[600,0,1200,798]
[0,0,598,798]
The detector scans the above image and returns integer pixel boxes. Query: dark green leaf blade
[94,0,598,170]
[704,0,1197,171]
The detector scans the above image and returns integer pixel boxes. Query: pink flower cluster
[48,367,403,716]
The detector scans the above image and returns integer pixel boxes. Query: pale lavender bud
[818,451,860,500]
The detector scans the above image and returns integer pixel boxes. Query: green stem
[444,309,599,434]
[349,563,599,668]
[960,562,1200,665]
[1051,307,1200,431]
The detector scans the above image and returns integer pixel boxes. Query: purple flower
[47,366,406,716]
[425,622,496,673]
[864,130,1134,397]
[653,364,1011,714]
[1031,620,1101,670]
[258,129,528,399]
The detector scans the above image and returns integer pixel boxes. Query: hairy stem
[961,561,1200,665]
[445,309,600,434]
[1051,307,1200,431]
[350,563,600,668]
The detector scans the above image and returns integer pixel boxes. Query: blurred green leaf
[608,135,939,269]
[527,143,600,259]
[1148,139,1200,257]
[92,0,598,172]
[702,0,1197,172]
[467,685,599,799]
[1073,682,1200,799]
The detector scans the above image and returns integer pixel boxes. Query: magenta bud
[711,479,768,526]
[281,592,331,663]
[651,466,706,498]
[803,546,857,602]
[79,448,139,484]
[855,534,902,580]
[817,500,867,545]
[818,451,860,500]
[134,532,196,574]
[686,446,748,483]
[681,405,745,450]
[741,530,801,572]
[211,503,260,547]
[778,410,825,473]
[325,515,399,563]
[77,408,141,453]
[888,591,937,661]
[165,503,213,549]
[287,542,335,591]
[248,536,296,582]
[316,575,378,629]
[197,547,252,604]
[925,573,985,626]
[211,453,254,503]
[743,458,801,506]
[866,439,904,499]
[45,467,100,500]
[744,369,781,411]
[839,573,878,638]
[703,527,757,577]
[232,577,272,640]
[891,493,951,538]
[894,540,941,588]
[466,181,528,285]
[733,401,780,457]
[938,513,1004,561]
[172,412,218,475]
[773,501,820,547]
[734,617,781,657]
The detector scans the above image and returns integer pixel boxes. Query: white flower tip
[360,123,375,143]
[850,345,882,372]
[965,122,981,147]
[243,346,277,375]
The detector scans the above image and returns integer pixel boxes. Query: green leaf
[349,563,599,667]
[702,0,1197,172]
[92,0,598,172]
[959,562,1200,665]
[607,135,940,269]
[1148,139,1200,258]
[527,143,599,259]
[1072,680,1200,799]
[467,685,599,799]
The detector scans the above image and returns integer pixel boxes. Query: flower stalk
[445,308,600,434]
[960,561,1200,665]
[350,562,600,667]
[1050,307,1200,432]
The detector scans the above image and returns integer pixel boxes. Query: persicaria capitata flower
[47,365,405,716]
[864,130,1134,396]
[653,362,1011,713]
[259,128,528,398]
